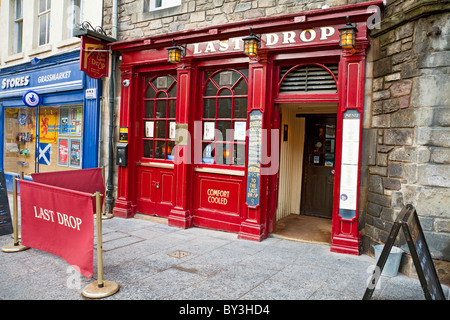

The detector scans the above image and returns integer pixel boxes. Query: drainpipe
[105,0,118,213]
[111,0,118,39]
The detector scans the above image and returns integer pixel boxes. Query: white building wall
[0,0,103,68]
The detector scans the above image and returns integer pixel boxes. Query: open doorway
[274,103,337,244]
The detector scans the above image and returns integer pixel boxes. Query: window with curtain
[201,69,248,166]
[13,0,23,54]
[38,0,51,46]
[66,0,81,38]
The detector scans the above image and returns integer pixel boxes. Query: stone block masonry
[102,0,375,41]
[364,0,450,285]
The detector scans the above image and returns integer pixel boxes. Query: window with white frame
[38,0,51,46]
[148,0,181,11]
[66,0,81,38]
[13,0,23,54]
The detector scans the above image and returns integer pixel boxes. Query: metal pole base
[82,280,119,299]
[102,212,114,220]
[1,242,29,253]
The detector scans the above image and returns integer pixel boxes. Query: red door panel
[137,166,174,217]
[192,172,245,233]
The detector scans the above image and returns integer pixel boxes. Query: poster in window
[234,121,246,141]
[58,138,69,167]
[169,121,176,140]
[203,121,215,140]
[70,139,81,168]
[145,121,154,138]
[71,108,82,136]
[60,108,70,134]
[39,110,58,143]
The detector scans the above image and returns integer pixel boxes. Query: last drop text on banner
[20,179,94,278]
[33,206,83,230]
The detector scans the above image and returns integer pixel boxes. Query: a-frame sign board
[363,204,446,300]
[0,172,13,236]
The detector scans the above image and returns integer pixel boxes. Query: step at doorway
[272,214,332,244]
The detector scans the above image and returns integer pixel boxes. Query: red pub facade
[109,2,382,255]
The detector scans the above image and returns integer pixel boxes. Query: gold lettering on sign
[189,26,337,55]
[207,188,230,205]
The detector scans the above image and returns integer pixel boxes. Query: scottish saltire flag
[38,143,51,165]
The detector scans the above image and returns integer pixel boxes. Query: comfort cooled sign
[199,179,240,214]
[188,25,339,55]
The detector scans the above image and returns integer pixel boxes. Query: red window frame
[200,68,249,167]
[141,74,177,161]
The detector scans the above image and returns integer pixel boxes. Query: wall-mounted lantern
[167,39,186,64]
[243,28,261,57]
[338,16,358,50]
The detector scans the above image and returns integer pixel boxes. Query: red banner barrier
[31,168,105,211]
[20,180,94,278]
[31,167,104,195]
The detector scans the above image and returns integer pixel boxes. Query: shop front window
[201,69,248,166]
[3,105,83,176]
[142,74,177,160]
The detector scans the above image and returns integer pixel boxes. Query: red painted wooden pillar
[331,44,367,255]
[112,67,138,218]
[239,53,271,241]
[168,61,194,228]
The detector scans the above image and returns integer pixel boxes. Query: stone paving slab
[1,214,449,302]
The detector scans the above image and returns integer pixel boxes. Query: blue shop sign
[0,62,83,99]
[22,90,41,107]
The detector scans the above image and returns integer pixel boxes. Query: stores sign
[1,76,30,89]
[0,62,83,99]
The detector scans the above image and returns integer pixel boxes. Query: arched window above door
[278,63,338,94]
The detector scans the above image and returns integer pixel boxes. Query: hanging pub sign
[80,36,109,79]
[363,204,446,300]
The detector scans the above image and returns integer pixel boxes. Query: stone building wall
[362,0,450,283]
[102,0,374,41]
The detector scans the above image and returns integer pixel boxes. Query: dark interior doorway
[300,114,337,219]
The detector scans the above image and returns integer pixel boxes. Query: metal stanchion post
[2,177,28,253]
[82,191,119,299]
[101,166,113,220]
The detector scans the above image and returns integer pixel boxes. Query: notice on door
[339,110,360,219]
[246,110,263,208]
